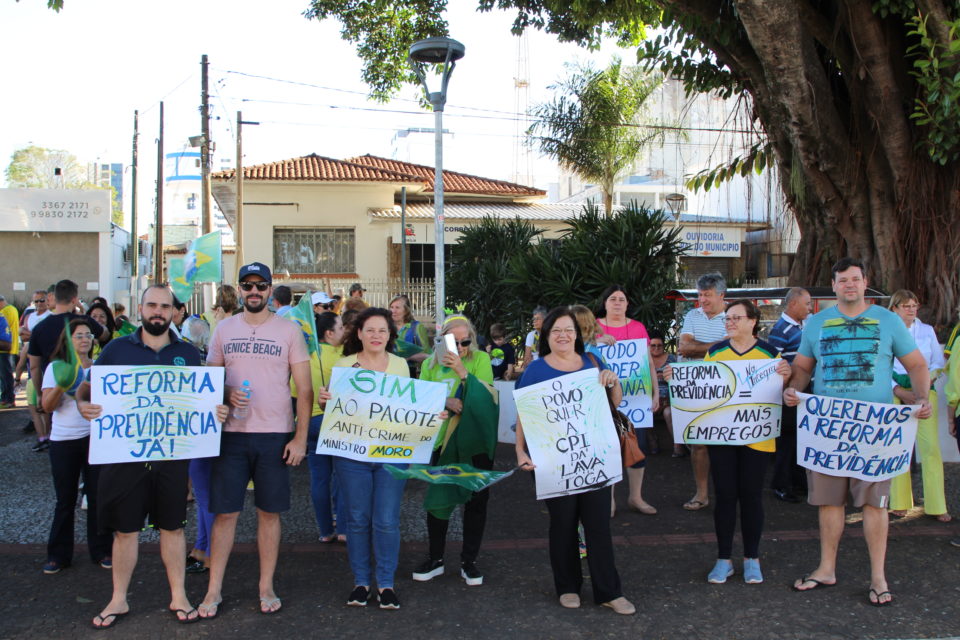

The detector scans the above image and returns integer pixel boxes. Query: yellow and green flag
[386,463,514,492]
[288,290,320,357]
[51,317,84,395]
[167,257,194,303]
[184,230,222,283]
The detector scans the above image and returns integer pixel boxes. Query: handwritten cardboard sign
[316,367,447,463]
[513,368,621,500]
[668,359,783,446]
[89,365,224,464]
[796,392,919,481]
[595,338,654,428]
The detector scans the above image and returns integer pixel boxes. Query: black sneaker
[377,588,400,610]
[950,537,960,548]
[21,420,35,434]
[412,558,444,582]
[346,585,369,607]
[31,440,49,453]
[460,561,483,586]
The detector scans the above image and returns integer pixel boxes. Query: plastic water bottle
[232,380,252,419]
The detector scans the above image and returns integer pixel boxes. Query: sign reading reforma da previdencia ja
[595,338,654,428]
[89,365,225,464]
[513,368,621,500]
[668,359,783,446]
[316,367,448,463]
[795,392,920,481]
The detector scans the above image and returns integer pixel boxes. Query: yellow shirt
[704,338,781,453]
[335,352,410,378]
[291,343,343,417]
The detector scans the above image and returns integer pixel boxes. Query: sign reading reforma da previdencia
[89,365,225,464]
[316,367,447,463]
[513,368,621,500]
[595,338,654,428]
[795,392,919,481]
[668,359,783,446]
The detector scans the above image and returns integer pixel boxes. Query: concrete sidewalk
[1,402,958,639]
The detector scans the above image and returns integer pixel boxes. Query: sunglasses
[239,282,271,292]
[451,339,472,347]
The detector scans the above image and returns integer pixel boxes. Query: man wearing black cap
[198,262,312,618]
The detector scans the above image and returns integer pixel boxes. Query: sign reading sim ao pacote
[316,367,448,463]
[668,359,783,446]
[595,338,654,428]
[513,368,622,500]
[795,392,920,481]
[89,365,225,464]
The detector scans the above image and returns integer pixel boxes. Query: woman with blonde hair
[202,285,239,333]
[887,290,949,521]
[412,314,495,586]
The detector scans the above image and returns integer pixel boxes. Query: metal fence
[282,277,437,319]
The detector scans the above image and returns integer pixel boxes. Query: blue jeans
[307,415,343,537]
[189,458,214,553]
[333,457,407,589]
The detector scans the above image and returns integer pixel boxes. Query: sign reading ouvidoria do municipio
[88,366,225,464]
[0,188,111,233]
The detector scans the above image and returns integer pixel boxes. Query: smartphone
[443,333,457,355]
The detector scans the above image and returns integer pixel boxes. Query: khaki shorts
[806,470,890,509]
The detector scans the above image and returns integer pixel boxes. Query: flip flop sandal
[198,599,222,619]
[171,608,200,624]
[868,588,893,607]
[91,611,128,630]
[683,499,709,511]
[792,575,837,591]
[260,597,282,615]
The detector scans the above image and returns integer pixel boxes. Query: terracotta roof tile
[346,154,544,196]
[211,154,424,183]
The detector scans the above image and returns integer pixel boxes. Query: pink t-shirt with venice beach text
[207,313,309,433]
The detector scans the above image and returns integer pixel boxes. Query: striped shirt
[679,307,726,353]
[767,312,804,363]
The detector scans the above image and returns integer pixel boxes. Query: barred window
[273,227,355,274]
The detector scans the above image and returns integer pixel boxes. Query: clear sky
[0,0,626,231]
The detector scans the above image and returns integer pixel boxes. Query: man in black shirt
[26,280,107,451]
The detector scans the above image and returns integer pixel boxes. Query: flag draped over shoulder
[394,338,427,359]
[51,317,83,395]
[386,463,514,492]
[184,231,222,283]
[167,258,194,303]
[423,374,500,520]
[288,290,320,357]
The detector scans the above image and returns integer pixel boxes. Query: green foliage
[303,0,449,101]
[5,146,85,188]
[447,202,684,339]
[906,14,960,165]
[528,57,666,215]
[686,142,771,192]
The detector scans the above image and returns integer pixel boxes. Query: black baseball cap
[238,262,272,282]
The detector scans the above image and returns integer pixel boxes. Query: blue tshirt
[516,353,608,389]
[798,305,916,403]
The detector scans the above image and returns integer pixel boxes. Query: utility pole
[130,110,139,302]
[235,112,259,273]
[154,102,164,284]
[200,54,212,235]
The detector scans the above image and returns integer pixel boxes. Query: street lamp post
[408,36,465,332]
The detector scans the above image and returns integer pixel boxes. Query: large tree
[307,0,960,324]
[529,57,665,215]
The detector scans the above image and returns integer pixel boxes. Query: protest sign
[88,365,225,464]
[795,392,919,481]
[513,368,621,500]
[595,338,654,428]
[669,359,783,446]
[316,367,447,463]
[495,380,518,444]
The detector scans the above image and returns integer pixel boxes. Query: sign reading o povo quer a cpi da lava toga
[316,367,448,463]
[88,366,225,464]
[668,359,783,446]
[0,188,111,233]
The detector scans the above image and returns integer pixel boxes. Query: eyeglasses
[550,328,577,336]
[72,333,94,339]
[724,315,748,323]
[239,282,271,292]
[650,342,665,349]
[897,303,919,310]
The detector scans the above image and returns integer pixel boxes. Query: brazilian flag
[422,374,500,519]
[394,338,427,359]
[386,463,514,492]
[288,290,320,357]
[167,257,194,303]
[184,231,222,283]
[51,317,84,395]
